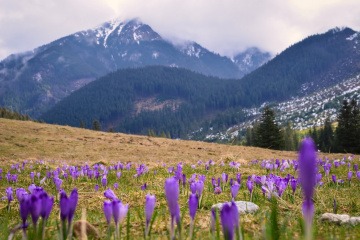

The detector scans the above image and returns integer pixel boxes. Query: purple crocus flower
[16,188,28,201]
[230,182,240,200]
[222,173,228,183]
[354,164,359,172]
[114,183,119,189]
[290,179,297,194]
[30,194,42,225]
[190,182,197,194]
[60,189,78,224]
[19,194,31,227]
[104,188,118,201]
[103,200,113,225]
[332,174,337,184]
[60,191,70,221]
[298,137,317,239]
[357,171,360,180]
[112,200,128,225]
[164,177,180,238]
[182,174,186,188]
[214,186,222,194]
[53,177,63,191]
[141,183,147,191]
[94,184,99,192]
[347,171,353,181]
[246,178,253,194]
[220,201,239,240]
[211,178,216,188]
[164,177,180,221]
[195,181,204,197]
[102,175,107,187]
[277,180,287,197]
[68,189,78,223]
[145,194,156,230]
[6,187,13,204]
[30,172,35,182]
[189,193,198,220]
[40,192,54,220]
[236,173,241,184]
[229,179,234,187]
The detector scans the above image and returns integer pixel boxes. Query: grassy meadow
[0,118,359,239]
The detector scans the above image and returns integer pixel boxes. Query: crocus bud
[145,194,156,227]
[298,137,317,238]
[60,191,69,221]
[290,179,297,194]
[195,181,204,197]
[6,187,13,204]
[112,200,128,225]
[231,182,240,200]
[30,194,42,225]
[40,192,54,220]
[102,175,107,187]
[246,179,253,194]
[220,201,239,240]
[103,200,112,225]
[20,194,31,226]
[164,177,180,224]
[188,193,198,220]
[68,189,78,223]
[104,188,118,201]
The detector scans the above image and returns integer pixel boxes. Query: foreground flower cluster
[1,138,360,239]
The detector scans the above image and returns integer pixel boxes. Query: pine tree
[319,117,334,153]
[245,127,253,146]
[336,99,360,153]
[282,122,298,151]
[92,120,101,131]
[79,120,86,128]
[255,106,283,150]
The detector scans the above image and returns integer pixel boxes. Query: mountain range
[1,18,360,141]
[0,18,271,117]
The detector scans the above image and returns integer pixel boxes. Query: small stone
[349,217,360,226]
[212,201,259,214]
[320,213,350,225]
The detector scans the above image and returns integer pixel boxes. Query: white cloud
[0,0,359,60]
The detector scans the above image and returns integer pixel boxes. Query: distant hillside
[0,18,270,117]
[236,28,360,101]
[41,67,247,137]
[0,118,302,163]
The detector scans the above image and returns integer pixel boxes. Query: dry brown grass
[0,118,346,166]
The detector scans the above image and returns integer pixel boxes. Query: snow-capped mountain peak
[232,47,272,73]
[178,42,208,58]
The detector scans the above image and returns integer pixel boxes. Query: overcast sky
[1,0,359,60]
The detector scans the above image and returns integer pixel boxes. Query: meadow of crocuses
[1,138,360,239]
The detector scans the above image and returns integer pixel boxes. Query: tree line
[0,107,31,121]
[245,99,360,154]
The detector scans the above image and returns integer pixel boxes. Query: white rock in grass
[212,201,259,214]
[349,217,360,226]
[320,213,350,224]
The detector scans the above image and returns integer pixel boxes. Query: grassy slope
[0,118,346,165]
[0,118,359,239]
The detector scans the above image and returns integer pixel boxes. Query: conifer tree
[92,120,101,131]
[318,117,334,153]
[255,106,283,150]
[336,99,360,153]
